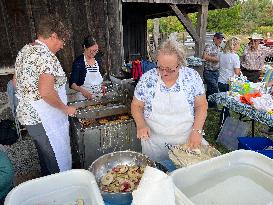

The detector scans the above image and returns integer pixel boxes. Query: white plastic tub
[4,169,104,205]
[171,150,273,205]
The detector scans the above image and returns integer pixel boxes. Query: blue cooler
[238,137,273,159]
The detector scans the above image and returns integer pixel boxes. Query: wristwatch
[192,128,205,136]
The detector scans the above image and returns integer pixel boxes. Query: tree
[147,0,273,36]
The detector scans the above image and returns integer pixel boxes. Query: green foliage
[237,43,247,57]
[147,19,153,33]
[206,4,241,35]
[147,16,184,36]
[240,0,273,33]
[159,16,184,34]
[146,0,273,36]
[256,26,273,36]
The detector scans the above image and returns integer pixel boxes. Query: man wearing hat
[241,33,273,82]
[203,32,224,108]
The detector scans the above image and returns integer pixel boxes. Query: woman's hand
[188,131,202,149]
[80,88,92,99]
[63,105,77,117]
[136,125,151,140]
[101,85,107,96]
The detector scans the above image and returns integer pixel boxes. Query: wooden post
[153,18,159,50]
[195,3,208,58]
[169,4,198,42]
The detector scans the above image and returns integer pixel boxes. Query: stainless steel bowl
[89,150,156,204]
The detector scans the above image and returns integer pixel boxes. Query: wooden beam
[169,4,198,42]
[195,3,208,57]
[122,0,208,4]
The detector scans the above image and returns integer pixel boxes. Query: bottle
[243,80,250,94]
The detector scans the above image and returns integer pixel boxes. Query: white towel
[132,166,176,205]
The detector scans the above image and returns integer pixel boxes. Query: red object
[240,92,261,105]
[264,39,273,47]
[131,60,142,80]
[112,167,120,172]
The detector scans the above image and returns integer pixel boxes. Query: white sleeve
[233,54,240,69]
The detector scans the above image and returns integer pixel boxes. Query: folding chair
[6,80,25,140]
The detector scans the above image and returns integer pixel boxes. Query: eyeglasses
[156,66,178,73]
[89,49,98,54]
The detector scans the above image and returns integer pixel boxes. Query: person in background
[241,33,273,135]
[69,35,105,100]
[131,53,143,85]
[203,32,225,108]
[218,37,241,124]
[131,39,208,162]
[241,33,273,83]
[0,150,14,203]
[15,15,76,176]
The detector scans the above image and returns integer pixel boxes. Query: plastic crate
[237,137,273,159]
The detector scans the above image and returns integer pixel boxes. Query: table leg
[252,119,255,137]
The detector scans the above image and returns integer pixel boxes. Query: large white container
[4,169,104,205]
[171,150,273,205]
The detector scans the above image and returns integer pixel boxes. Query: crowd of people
[203,32,273,130]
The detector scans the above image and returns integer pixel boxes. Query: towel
[132,166,176,205]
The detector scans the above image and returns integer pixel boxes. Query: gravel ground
[0,135,41,185]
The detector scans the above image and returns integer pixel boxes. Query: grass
[203,107,272,154]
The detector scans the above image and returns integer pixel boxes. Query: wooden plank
[195,4,208,58]
[103,0,111,76]
[25,0,36,41]
[119,0,124,71]
[170,4,198,41]
[0,0,15,64]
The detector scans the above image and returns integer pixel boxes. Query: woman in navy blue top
[69,35,105,99]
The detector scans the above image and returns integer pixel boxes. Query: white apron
[76,57,103,101]
[31,84,72,171]
[142,71,207,161]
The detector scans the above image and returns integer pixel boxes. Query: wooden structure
[0,0,234,79]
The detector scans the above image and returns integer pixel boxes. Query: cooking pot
[89,150,156,204]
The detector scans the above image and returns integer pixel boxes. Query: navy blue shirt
[69,53,104,88]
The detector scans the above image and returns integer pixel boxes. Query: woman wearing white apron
[14,16,76,176]
[131,39,208,162]
[70,35,105,101]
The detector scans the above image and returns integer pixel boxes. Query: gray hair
[157,39,186,67]
[37,15,71,42]
[223,37,241,53]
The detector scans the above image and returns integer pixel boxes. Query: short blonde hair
[223,37,241,53]
[157,39,186,67]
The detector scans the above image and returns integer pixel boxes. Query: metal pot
[89,150,156,205]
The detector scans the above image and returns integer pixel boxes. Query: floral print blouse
[15,40,67,125]
[134,67,205,118]
[241,45,273,71]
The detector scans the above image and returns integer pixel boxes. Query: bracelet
[192,128,205,136]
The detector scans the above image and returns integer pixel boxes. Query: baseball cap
[214,32,225,39]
